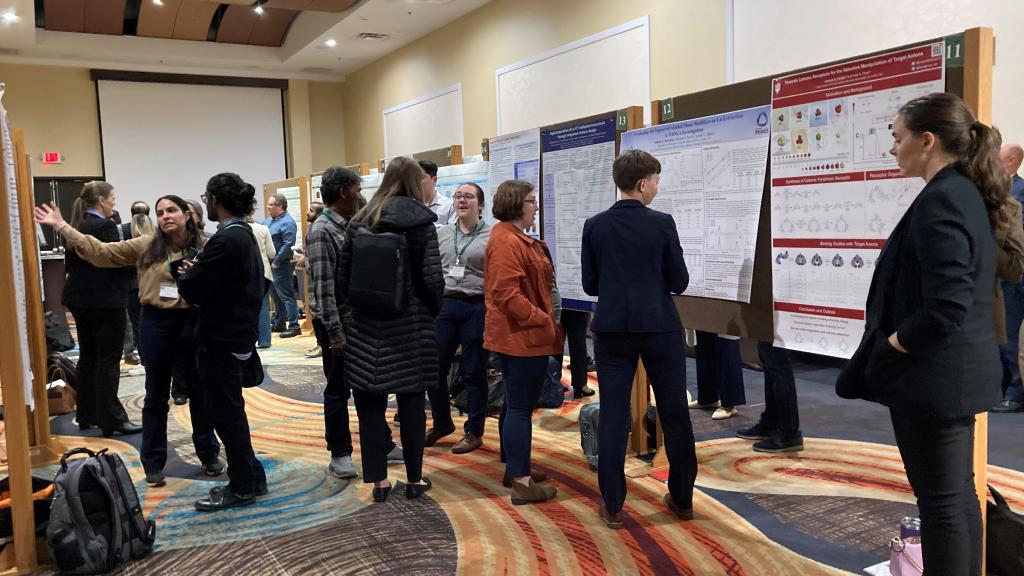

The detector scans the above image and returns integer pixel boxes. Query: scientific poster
[488,128,541,232]
[0,85,34,408]
[310,173,322,204]
[541,117,617,310]
[770,41,945,357]
[621,106,772,302]
[276,185,303,249]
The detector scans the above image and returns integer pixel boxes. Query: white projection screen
[496,17,650,135]
[98,80,287,234]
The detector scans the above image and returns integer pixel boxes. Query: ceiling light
[253,1,264,15]
[325,38,337,48]
[1,10,19,23]
[153,0,163,5]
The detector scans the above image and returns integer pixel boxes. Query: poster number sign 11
[769,42,945,358]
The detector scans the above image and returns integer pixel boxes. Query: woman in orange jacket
[484,179,563,504]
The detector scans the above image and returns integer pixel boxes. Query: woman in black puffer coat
[340,156,443,503]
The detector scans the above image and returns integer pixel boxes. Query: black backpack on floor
[47,448,155,574]
[579,403,600,470]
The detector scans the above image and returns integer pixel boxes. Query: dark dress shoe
[573,386,596,399]
[664,493,693,520]
[271,324,286,333]
[406,477,432,499]
[123,352,141,365]
[372,484,392,503]
[255,481,268,497]
[194,486,255,512]
[77,421,95,431]
[424,423,456,447]
[280,328,301,338]
[102,421,143,437]
[503,470,548,488]
[172,393,189,406]
[598,505,624,529]
[202,457,225,477]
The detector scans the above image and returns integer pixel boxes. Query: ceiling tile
[172,1,219,41]
[216,4,258,45]
[137,0,182,39]
[43,0,86,33]
[84,0,126,35]
[249,8,297,47]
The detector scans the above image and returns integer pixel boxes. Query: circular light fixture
[325,39,337,48]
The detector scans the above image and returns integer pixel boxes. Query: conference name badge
[159,282,179,299]
[449,265,466,279]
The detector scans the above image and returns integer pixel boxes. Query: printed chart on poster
[541,117,617,310]
[621,106,771,302]
[436,161,490,226]
[0,87,33,407]
[310,174,323,203]
[488,128,541,232]
[770,41,945,357]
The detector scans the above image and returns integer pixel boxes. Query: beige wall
[0,63,103,178]
[308,81,346,172]
[340,0,727,165]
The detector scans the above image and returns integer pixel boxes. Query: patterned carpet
[35,332,1024,575]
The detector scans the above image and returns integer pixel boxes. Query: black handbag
[242,347,264,388]
[988,484,1024,575]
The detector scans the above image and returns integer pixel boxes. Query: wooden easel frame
[263,177,312,335]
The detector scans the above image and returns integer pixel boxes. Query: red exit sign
[43,151,62,164]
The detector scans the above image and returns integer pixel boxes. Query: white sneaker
[688,399,720,409]
[328,455,358,479]
[712,406,737,420]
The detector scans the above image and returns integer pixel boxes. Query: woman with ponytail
[59,181,142,438]
[837,92,1006,574]
[36,194,223,488]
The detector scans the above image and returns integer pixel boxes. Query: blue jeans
[270,262,299,329]
[595,331,697,514]
[999,281,1024,402]
[757,341,800,438]
[695,331,746,406]
[429,297,488,437]
[258,290,272,347]
[497,354,548,478]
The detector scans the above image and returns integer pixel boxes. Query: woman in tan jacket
[35,195,222,488]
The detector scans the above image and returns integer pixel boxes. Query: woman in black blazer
[838,93,1006,575]
[63,181,141,437]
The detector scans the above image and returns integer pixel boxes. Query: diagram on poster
[770,41,945,358]
[488,128,541,233]
[621,106,772,302]
[541,118,617,310]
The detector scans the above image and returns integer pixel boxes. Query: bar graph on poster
[769,41,945,357]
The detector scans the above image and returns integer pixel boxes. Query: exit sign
[43,151,62,164]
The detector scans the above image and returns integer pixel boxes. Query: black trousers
[197,342,266,496]
[560,309,590,394]
[429,297,489,437]
[138,307,219,474]
[594,330,697,514]
[891,410,981,576]
[69,307,128,430]
[695,331,746,407]
[353,389,424,484]
[312,318,353,458]
[757,341,800,437]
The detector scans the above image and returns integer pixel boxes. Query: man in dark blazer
[581,149,697,529]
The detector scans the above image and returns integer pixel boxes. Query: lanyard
[453,221,482,262]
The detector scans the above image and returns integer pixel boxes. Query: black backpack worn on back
[347,225,407,316]
[47,448,155,574]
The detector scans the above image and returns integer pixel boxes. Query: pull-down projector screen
[98,80,287,234]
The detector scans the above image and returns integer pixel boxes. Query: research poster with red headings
[769,41,945,358]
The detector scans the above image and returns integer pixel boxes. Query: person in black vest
[62,181,141,437]
[178,173,267,511]
[581,149,697,529]
[838,93,1005,574]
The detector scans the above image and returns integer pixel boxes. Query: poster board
[486,128,541,228]
[263,177,312,334]
[539,107,644,312]
[621,106,772,303]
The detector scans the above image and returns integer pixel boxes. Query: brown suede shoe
[598,505,624,529]
[510,479,557,505]
[424,423,456,447]
[451,433,482,454]
[502,470,548,488]
[664,493,694,520]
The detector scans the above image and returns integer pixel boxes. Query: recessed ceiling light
[153,0,163,6]
[325,38,337,48]
[1,10,19,23]
[253,1,264,15]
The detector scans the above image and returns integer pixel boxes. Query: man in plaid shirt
[308,166,401,479]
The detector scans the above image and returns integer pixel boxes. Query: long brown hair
[897,92,1008,229]
[352,157,424,228]
[70,181,114,229]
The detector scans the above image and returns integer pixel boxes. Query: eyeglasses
[523,197,538,205]
[200,193,208,202]
[453,193,477,201]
